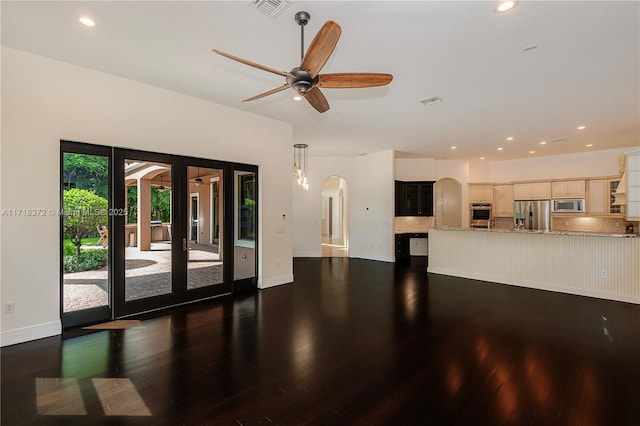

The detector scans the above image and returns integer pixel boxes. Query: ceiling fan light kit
[212,11,393,113]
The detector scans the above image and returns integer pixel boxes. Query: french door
[60,142,112,328]
[112,150,233,317]
[62,142,257,327]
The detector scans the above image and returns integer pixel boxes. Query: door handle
[182,238,187,252]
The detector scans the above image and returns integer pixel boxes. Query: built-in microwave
[551,198,585,213]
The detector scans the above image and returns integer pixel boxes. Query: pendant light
[292,143,309,191]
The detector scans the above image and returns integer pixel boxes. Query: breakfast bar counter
[427,227,640,304]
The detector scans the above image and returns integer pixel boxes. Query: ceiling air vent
[419,96,443,107]
[249,0,291,18]
[550,138,566,143]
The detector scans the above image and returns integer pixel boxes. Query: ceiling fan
[212,11,393,113]
[190,168,216,186]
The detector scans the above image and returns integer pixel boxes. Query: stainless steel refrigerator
[514,200,550,231]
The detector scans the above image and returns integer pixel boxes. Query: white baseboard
[1,320,61,347]
[259,273,294,289]
[293,252,321,257]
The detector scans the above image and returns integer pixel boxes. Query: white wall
[395,158,436,180]
[350,150,395,262]
[0,47,294,346]
[468,147,633,183]
[293,151,395,262]
[293,157,356,257]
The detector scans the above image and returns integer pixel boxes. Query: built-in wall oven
[470,203,492,228]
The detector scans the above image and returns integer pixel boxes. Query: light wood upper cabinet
[468,184,493,204]
[587,179,607,215]
[625,151,640,221]
[493,185,514,217]
[513,182,551,200]
[551,180,586,198]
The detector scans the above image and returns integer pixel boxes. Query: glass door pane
[186,166,224,290]
[123,160,173,301]
[61,143,111,328]
[234,170,257,287]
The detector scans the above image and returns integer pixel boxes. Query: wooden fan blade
[212,49,293,78]
[242,84,290,102]
[318,73,393,88]
[300,21,342,78]
[304,87,330,113]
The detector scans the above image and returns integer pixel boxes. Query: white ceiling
[2,1,639,162]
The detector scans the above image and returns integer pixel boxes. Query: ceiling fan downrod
[295,11,310,61]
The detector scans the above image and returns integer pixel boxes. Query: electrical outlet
[600,269,608,279]
[3,302,15,314]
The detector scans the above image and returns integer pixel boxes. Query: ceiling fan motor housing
[287,68,318,94]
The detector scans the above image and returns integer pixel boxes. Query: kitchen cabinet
[395,233,410,261]
[468,184,493,203]
[587,179,624,216]
[493,184,514,217]
[513,182,551,200]
[395,233,428,261]
[395,181,434,216]
[587,179,607,215]
[624,151,640,220]
[551,180,586,198]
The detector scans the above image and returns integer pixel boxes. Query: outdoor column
[138,178,151,251]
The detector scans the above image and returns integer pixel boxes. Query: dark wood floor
[2,257,640,425]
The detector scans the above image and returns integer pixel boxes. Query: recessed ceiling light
[293,95,302,101]
[79,16,95,27]
[480,157,486,160]
[497,147,504,151]
[494,1,518,13]
[539,141,547,145]
[577,125,586,130]
[450,146,457,150]
[529,151,536,154]
[586,144,593,147]
[506,137,514,141]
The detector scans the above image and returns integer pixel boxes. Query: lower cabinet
[395,234,410,261]
[395,233,428,261]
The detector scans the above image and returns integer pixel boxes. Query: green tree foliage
[151,187,171,222]
[63,189,108,255]
[126,186,171,223]
[63,154,108,198]
[127,186,138,223]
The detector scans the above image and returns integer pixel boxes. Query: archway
[321,176,349,257]
[434,178,462,228]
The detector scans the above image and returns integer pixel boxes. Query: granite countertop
[395,231,429,235]
[432,226,638,238]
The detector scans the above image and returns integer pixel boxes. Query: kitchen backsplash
[394,216,434,233]
[551,216,638,234]
[492,216,638,234]
[493,217,515,230]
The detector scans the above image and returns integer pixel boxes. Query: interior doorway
[321,176,349,257]
[434,178,462,228]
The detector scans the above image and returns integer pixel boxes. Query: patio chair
[97,225,109,247]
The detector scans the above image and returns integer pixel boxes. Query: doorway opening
[321,176,349,257]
